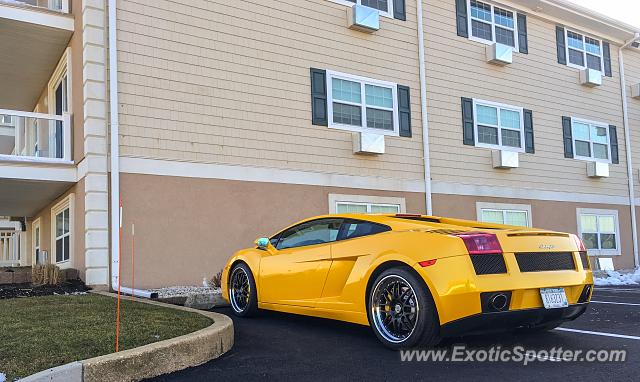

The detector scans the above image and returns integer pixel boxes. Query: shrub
[209,270,223,288]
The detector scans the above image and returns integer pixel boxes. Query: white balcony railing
[0,109,71,163]
[0,230,21,267]
[0,0,69,13]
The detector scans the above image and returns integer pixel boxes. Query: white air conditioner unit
[580,68,602,87]
[353,132,385,155]
[492,150,519,169]
[486,43,512,66]
[347,4,380,33]
[632,83,640,99]
[587,161,609,178]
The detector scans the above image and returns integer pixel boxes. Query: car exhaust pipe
[489,293,508,311]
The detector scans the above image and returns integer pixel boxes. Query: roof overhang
[0,3,74,111]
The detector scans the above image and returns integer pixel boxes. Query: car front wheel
[367,267,440,349]
[228,263,258,317]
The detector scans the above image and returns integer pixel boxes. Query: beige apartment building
[1,0,639,290]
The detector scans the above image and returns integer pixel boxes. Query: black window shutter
[603,42,612,77]
[562,116,573,158]
[461,97,474,146]
[393,0,406,21]
[397,85,412,138]
[310,68,328,126]
[556,26,567,65]
[455,0,468,38]
[524,109,534,153]
[517,14,528,54]
[609,125,619,164]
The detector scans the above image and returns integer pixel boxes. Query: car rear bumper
[440,303,588,338]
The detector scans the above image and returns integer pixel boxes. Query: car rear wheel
[229,263,258,317]
[367,267,440,349]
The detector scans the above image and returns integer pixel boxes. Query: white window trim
[326,70,400,137]
[47,47,72,115]
[564,28,605,72]
[570,117,612,164]
[476,202,532,227]
[472,99,525,152]
[329,194,406,214]
[466,0,519,52]
[50,194,74,268]
[328,0,394,18]
[576,208,620,257]
[32,218,41,265]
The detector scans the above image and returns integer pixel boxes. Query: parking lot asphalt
[149,286,640,382]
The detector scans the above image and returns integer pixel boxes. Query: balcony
[0,0,73,111]
[0,109,71,163]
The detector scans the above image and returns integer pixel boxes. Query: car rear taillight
[454,232,502,255]
[570,234,587,251]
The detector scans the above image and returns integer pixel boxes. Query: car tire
[228,263,258,317]
[367,267,440,349]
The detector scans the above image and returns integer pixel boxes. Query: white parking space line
[555,328,640,341]
[590,300,640,306]
[594,288,640,292]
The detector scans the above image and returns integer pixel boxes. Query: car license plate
[540,288,568,309]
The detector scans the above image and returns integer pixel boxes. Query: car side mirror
[254,237,276,253]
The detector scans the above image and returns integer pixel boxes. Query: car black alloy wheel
[371,275,419,343]
[230,267,250,313]
[367,267,440,349]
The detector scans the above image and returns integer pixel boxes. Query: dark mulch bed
[0,279,90,299]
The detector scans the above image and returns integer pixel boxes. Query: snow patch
[594,268,640,286]
[0,372,6,382]
[149,286,221,299]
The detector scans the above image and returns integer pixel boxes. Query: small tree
[209,270,223,288]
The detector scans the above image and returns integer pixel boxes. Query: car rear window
[341,220,391,240]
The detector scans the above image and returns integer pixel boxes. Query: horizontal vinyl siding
[424,0,628,197]
[623,49,640,198]
[116,0,425,181]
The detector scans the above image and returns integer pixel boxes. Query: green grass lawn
[0,294,212,380]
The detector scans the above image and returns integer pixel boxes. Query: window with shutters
[577,209,620,256]
[332,0,393,17]
[571,118,611,163]
[477,203,532,227]
[565,29,604,71]
[327,71,400,136]
[467,0,519,50]
[473,99,524,152]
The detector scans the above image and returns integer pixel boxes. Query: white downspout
[618,33,640,268]
[416,0,433,215]
[108,0,156,298]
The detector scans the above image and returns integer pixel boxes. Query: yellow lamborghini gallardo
[221,214,593,348]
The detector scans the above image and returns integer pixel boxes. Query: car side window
[276,219,343,250]
[340,220,391,241]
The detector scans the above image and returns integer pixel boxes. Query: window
[473,99,524,151]
[327,71,399,136]
[0,115,12,125]
[329,194,406,214]
[577,209,620,256]
[336,202,400,214]
[54,208,70,263]
[276,219,343,250]
[572,118,610,162]
[477,203,532,227]
[566,29,603,71]
[51,194,73,266]
[468,0,518,49]
[340,220,391,240]
[32,219,42,264]
[339,0,392,17]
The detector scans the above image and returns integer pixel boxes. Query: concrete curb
[21,292,234,382]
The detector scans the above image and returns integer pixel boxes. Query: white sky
[566,0,640,28]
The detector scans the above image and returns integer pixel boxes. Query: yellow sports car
[222,214,593,348]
